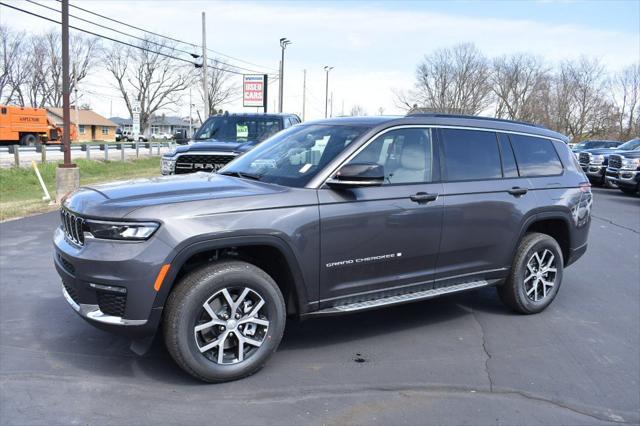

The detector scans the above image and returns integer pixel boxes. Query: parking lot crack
[459,304,494,392]
[592,215,639,234]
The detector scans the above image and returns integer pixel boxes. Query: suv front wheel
[163,260,286,382]
[498,232,564,314]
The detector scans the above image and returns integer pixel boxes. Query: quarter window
[441,129,502,181]
[509,134,563,176]
[349,128,433,184]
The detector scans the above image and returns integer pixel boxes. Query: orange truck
[0,105,65,145]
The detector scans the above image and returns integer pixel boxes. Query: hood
[165,139,259,157]
[63,172,287,218]
[611,150,640,159]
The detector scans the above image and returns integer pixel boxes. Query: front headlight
[622,158,640,169]
[590,154,604,164]
[84,220,159,241]
[161,157,176,174]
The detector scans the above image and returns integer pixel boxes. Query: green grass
[0,157,161,220]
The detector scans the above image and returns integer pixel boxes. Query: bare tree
[0,25,23,103]
[105,37,192,132]
[350,104,367,116]
[200,59,240,114]
[414,43,492,115]
[491,54,550,122]
[611,64,640,139]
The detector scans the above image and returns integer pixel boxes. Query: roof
[48,108,116,127]
[109,115,190,127]
[303,114,568,142]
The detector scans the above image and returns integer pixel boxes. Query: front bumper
[53,226,170,338]
[605,168,640,189]
[581,163,606,178]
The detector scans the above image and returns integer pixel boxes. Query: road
[0,188,638,425]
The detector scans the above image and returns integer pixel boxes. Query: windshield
[618,138,640,150]
[574,141,615,149]
[194,116,283,142]
[219,124,369,187]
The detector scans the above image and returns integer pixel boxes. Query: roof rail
[405,112,547,130]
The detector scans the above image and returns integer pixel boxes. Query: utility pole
[202,12,209,118]
[56,0,78,203]
[278,38,291,113]
[302,69,306,121]
[324,66,333,118]
[73,63,79,142]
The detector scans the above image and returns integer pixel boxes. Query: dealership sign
[243,74,268,109]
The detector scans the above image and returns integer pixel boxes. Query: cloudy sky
[1,0,639,121]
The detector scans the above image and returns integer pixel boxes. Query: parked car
[173,129,189,144]
[55,113,592,382]
[152,132,173,140]
[580,138,640,186]
[122,130,148,142]
[161,112,301,175]
[571,139,621,158]
[605,138,640,195]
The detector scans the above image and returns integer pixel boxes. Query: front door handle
[508,187,528,196]
[410,192,438,203]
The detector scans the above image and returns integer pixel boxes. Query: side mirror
[326,162,385,188]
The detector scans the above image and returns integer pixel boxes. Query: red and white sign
[243,74,266,107]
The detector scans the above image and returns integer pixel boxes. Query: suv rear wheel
[163,260,286,382]
[498,232,564,314]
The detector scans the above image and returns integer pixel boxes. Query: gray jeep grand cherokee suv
[54,114,592,382]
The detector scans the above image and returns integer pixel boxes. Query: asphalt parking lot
[0,187,638,425]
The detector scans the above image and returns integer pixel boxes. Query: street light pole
[324,66,333,118]
[278,37,291,113]
[202,12,209,118]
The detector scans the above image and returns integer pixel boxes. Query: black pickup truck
[161,113,301,175]
[605,138,640,195]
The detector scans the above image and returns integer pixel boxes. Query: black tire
[19,134,37,146]
[497,232,564,314]
[163,260,286,383]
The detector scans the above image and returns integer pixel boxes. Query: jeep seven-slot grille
[60,209,86,245]
[609,155,622,169]
[579,152,591,165]
[174,154,236,174]
[96,291,126,317]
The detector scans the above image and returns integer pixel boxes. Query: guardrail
[0,142,176,167]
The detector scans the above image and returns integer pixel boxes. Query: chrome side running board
[308,280,494,316]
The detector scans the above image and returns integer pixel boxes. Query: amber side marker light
[154,264,171,291]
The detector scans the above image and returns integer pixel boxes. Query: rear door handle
[507,187,528,196]
[410,192,438,203]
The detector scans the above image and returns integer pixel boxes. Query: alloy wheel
[524,249,557,302]
[194,287,270,365]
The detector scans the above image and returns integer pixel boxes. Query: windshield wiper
[218,171,262,181]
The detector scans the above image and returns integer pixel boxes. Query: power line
[0,2,246,76]
[26,0,274,75]
[56,0,278,73]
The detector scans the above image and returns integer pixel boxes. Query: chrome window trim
[310,124,566,189]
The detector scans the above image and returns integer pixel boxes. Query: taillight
[579,182,591,193]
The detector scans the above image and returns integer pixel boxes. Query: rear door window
[509,134,563,176]
[441,129,502,181]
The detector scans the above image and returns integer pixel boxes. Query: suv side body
[54,114,591,380]
[161,113,301,175]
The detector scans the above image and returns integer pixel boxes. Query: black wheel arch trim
[152,234,312,315]
[514,208,574,265]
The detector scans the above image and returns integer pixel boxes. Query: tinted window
[509,134,563,176]
[498,133,519,178]
[194,116,282,142]
[441,129,502,181]
[349,128,433,184]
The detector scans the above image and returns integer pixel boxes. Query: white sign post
[132,100,141,137]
